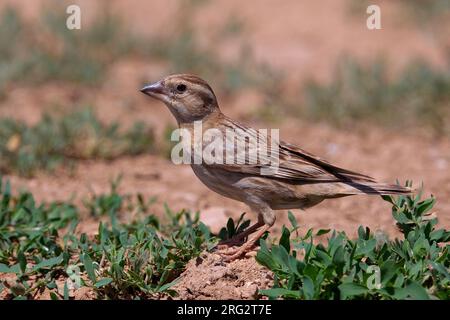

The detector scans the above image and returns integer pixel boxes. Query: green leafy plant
[84,176,124,219]
[76,208,216,299]
[0,177,216,299]
[2,176,448,300]
[0,3,277,101]
[302,57,450,135]
[0,108,154,176]
[348,0,450,23]
[0,3,160,92]
[218,213,251,241]
[256,183,450,300]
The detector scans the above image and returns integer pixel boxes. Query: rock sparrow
[140,74,411,260]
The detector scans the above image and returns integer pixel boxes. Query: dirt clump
[173,252,273,300]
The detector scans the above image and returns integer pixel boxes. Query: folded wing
[209,118,376,183]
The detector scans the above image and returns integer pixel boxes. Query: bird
[140,74,411,260]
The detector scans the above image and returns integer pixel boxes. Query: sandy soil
[173,252,273,300]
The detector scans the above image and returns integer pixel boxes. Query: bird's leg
[219,201,275,261]
[216,215,264,249]
[222,224,271,261]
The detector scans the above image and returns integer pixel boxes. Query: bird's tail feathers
[345,182,413,196]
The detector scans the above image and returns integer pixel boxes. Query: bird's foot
[218,224,271,261]
[215,219,265,251]
[215,238,245,250]
[215,243,256,256]
[221,244,259,261]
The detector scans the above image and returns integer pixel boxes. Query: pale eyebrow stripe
[171,75,217,102]
[177,75,214,92]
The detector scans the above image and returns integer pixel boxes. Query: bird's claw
[215,244,259,261]
[216,238,245,250]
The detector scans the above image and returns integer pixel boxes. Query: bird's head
[140,74,220,124]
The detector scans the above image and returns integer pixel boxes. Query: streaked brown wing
[278,142,376,182]
[208,118,375,183]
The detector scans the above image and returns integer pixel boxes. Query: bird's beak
[140,81,167,100]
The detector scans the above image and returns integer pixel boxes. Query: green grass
[0,2,276,100]
[0,177,216,299]
[397,0,450,21]
[257,183,450,300]
[0,177,448,300]
[143,0,280,98]
[347,0,450,22]
[2,2,449,135]
[300,57,450,134]
[0,108,154,177]
[0,5,137,91]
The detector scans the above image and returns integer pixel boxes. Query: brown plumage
[140,74,411,260]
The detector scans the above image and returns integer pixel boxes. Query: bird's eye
[176,84,187,93]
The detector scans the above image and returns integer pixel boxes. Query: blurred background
[0,0,449,236]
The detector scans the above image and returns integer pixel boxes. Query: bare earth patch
[173,252,273,300]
